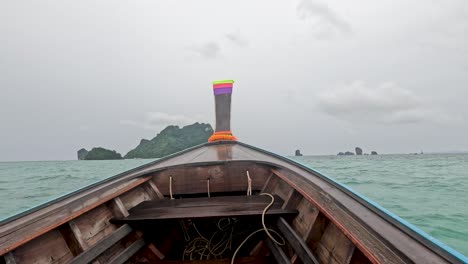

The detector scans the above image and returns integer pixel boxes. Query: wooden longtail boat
[1,81,467,264]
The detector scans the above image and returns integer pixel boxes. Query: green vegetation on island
[77,123,213,160]
[83,147,123,160]
[125,123,213,159]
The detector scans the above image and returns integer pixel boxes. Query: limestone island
[83,147,122,160]
[77,123,213,160]
[337,147,378,156]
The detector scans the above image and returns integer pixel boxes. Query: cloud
[120,112,205,130]
[78,125,90,131]
[225,31,249,47]
[317,81,461,124]
[190,41,221,59]
[297,0,352,39]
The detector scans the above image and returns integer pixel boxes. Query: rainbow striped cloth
[213,80,234,95]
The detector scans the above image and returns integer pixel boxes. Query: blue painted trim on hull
[235,141,468,264]
[2,140,467,263]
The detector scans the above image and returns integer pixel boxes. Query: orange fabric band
[208,131,237,142]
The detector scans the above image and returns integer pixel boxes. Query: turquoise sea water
[0,154,467,256]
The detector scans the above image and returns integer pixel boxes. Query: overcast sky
[1,0,468,161]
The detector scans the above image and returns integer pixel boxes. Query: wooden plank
[68,220,88,250]
[147,243,165,259]
[305,212,329,251]
[152,162,271,196]
[272,178,293,201]
[94,227,141,264]
[265,239,291,264]
[12,229,73,263]
[277,217,319,264]
[119,186,151,211]
[3,252,16,264]
[270,169,408,264]
[249,241,266,257]
[108,238,145,264]
[261,173,274,193]
[315,222,356,264]
[291,198,320,240]
[109,197,130,218]
[261,174,278,193]
[112,195,297,222]
[70,224,132,264]
[58,223,84,256]
[131,195,284,210]
[0,177,150,255]
[71,204,117,248]
[282,189,303,210]
[143,182,160,200]
[148,180,165,199]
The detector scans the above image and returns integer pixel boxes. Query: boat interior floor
[69,193,321,264]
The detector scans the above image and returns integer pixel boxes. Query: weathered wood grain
[315,222,355,264]
[108,197,129,218]
[112,195,297,221]
[277,217,319,264]
[70,224,132,264]
[12,230,73,264]
[271,169,409,264]
[265,239,291,264]
[108,238,145,264]
[71,204,117,248]
[3,252,16,264]
[148,180,165,199]
[152,162,270,196]
[57,223,84,256]
[119,186,152,211]
[0,177,150,255]
[291,198,320,240]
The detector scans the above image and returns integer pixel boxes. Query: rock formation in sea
[355,147,363,155]
[124,123,213,159]
[77,148,88,160]
[371,151,378,155]
[295,149,303,156]
[338,151,355,155]
[84,147,122,160]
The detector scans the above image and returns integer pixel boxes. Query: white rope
[169,176,174,200]
[246,171,252,196]
[231,193,285,264]
[207,178,211,198]
[259,193,285,245]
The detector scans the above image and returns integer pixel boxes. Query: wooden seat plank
[132,195,284,210]
[112,195,298,222]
